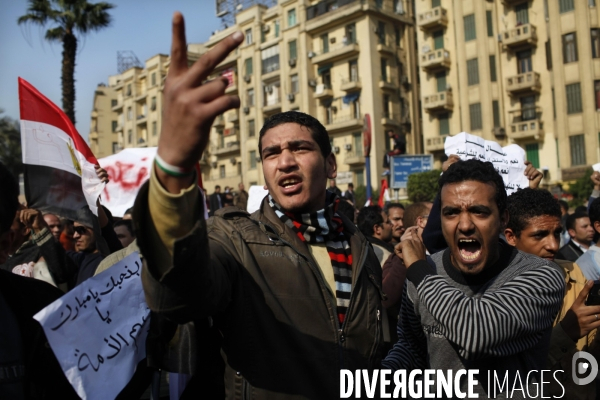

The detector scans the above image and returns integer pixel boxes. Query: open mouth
[457,238,482,262]
[281,178,301,188]
[278,176,302,193]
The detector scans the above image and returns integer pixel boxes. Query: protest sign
[34,252,149,400]
[247,185,269,213]
[445,132,529,195]
[99,148,156,217]
[593,163,600,172]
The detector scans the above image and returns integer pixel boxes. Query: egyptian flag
[378,179,389,208]
[18,78,104,227]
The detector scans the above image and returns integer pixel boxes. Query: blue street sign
[390,155,434,189]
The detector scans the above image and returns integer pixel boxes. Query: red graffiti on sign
[103,162,148,201]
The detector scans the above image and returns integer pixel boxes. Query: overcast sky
[0,0,222,140]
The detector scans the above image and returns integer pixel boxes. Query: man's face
[43,214,62,241]
[388,207,405,241]
[505,215,562,261]
[329,180,336,188]
[441,181,506,275]
[215,187,221,194]
[239,183,245,191]
[261,123,336,213]
[569,217,595,245]
[73,222,96,253]
[114,225,134,248]
[374,212,393,242]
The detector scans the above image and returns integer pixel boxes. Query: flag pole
[363,114,372,202]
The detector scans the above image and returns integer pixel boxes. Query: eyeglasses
[73,226,90,235]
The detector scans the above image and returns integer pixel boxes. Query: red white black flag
[18,78,105,225]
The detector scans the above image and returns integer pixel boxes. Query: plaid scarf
[268,193,353,325]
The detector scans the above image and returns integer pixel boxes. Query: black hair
[215,185,221,190]
[438,159,507,215]
[258,111,331,159]
[589,198,600,241]
[223,193,234,206]
[575,205,588,214]
[384,203,404,214]
[558,200,569,213]
[0,162,19,235]
[114,219,134,237]
[357,206,383,238]
[347,183,354,188]
[506,189,561,237]
[336,199,356,223]
[567,211,589,231]
[123,207,134,216]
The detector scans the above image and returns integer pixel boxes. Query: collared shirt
[576,244,600,281]
[571,239,589,254]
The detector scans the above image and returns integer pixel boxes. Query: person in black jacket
[556,211,595,262]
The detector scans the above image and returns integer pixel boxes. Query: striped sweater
[382,242,565,397]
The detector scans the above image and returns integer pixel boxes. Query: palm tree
[18,0,114,125]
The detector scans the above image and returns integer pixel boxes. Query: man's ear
[504,228,518,247]
[326,153,337,179]
[372,223,381,237]
[568,228,576,239]
[594,221,600,236]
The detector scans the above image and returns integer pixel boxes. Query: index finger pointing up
[169,12,188,77]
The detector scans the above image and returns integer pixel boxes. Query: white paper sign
[247,185,269,213]
[34,252,150,400]
[445,132,530,195]
[593,163,600,172]
[99,148,156,217]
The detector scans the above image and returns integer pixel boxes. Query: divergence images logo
[572,351,598,386]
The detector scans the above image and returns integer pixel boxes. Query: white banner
[34,252,150,400]
[98,148,156,217]
[445,132,530,195]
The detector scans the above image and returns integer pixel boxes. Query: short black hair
[223,193,234,206]
[438,159,507,215]
[258,111,331,159]
[567,211,589,231]
[589,197,600,236]
[357,206,383,237]
[575,205,588,214]
[215,185,221,190]
[384,203,404,214]
[114,219,134,237]
[0,162,19,235]
[558,200,569,213]
[506,189,561,237]
[336,199,356,223]
[347,183,354,188]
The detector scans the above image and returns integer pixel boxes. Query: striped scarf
[268,193,353,325]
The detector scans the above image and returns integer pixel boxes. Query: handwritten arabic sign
[34,252,149,400]
[445,132,530,195]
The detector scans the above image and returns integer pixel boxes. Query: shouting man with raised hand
[383,159,564,397]
[133,13,384,399]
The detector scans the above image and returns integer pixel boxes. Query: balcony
[501,0,525,6]
[377,43,396,55]
[115,124,123,133]
[421,49,451,71]
[263,97,282,114]
[324,112,363,134]
[562,166,590,181]
[214,141,241,156]
[381,114,401,128]
[227,112,239,123]
[425,135,448,152]
[502,24,537,50]
[306,0,361,31]
[505,72,541,96]
[418,7,448,31]
[136,115,147,125]
[311,42,360,65]
[225,81,238,94]
[214,115,225,127]
[423,91,453,113]
[508,108,543,140]
[89,131,98,140]
[314,84,333,100]
[111,102,123,112]
[341,77,361,92]
[344,151,365,166]
[379,77,397,91]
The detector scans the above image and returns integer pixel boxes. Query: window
[515,3,529,24]
[383,94,390,118]
[436,71,446,93]
[552,88,556,118]
[591,0,597,6]
[432,0,441,6]
[592,29,600,58]
[492,100,500,127]
[595,80,600,110]
[517,50,532,73]
[346,23,356,44]
[525,144,540,169]
[467,58,479,86]
[570,134,586,165]
[546,40,553,70]
[111,99,117,107]
[489,55,497,82]
[127,107,132,120]
[288,40,297,61]
[381,58,388,82]
[355,169,364,186]
[244,58,253,76]
[439,113,450,136]
[245,28,253,45]
[126,84,132,97]
[378,21,386,45]
[274,20,280,38]
[248,120,255,137]
[321,34,329,53]
[112,142,118,154]
[247,88,255,107]
[151,72,156,86]
[353,133,363,156]
[152,121,157,136]
[261,45,280,74]
[219,165,226,178]
[395,26,401,47]
[291,74,299,93]
[469,103,482,130]
[349,60,359,81]
[562,33,578,63]
[111,120,118,132]
[288,8,297,27]
[433,30,444,50]
[127,129,132,144]
[249,150,257,169]
[559,0,574,13]
[464,14,476,41]
[486,11,493,37]
[218,128,224,148]
[521,96,536,121]
[566,83,582,114]
[150,96,157,111]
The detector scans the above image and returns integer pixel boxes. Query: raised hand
[157,12,243,193]
[19,208,47,234]
[394,238,427,268]
[560,280,600,341]
[523,161,543,189]
[591,170,600,191]
[442,154,461,173]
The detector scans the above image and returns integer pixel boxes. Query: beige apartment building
[90,0,421,192]
[417,0,600,185]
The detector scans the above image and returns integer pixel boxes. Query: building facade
[90,0,421,193]
[417,0,600,184]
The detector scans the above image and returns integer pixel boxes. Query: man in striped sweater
[383,159,565,397]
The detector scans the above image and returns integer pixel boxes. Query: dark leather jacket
[134,182,385,399]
